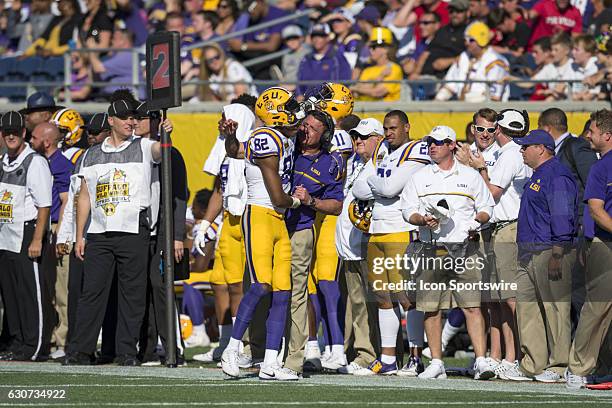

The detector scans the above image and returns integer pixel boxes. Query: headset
[305,109,335,150]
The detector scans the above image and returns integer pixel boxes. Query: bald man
[30,122,75,360]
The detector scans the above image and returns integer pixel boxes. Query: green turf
[1,362,612,408]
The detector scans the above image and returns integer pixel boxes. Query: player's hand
[423,214,439,230]
[469,150,486,170]
[174,240,184,263]
[28,239,42,259]
[56,242,69,257]
[193,220,211,256]
[219,119,238,139]
[548,255,562,281]
[161,118,173,134]
[75,240,86,261]
[455,142,471,166]
[293,185,310,204]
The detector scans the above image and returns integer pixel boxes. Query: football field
[1,355,611,408]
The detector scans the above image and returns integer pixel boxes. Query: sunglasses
[352,133,377,141]
[206,55,221,64]
[426,137,452,146]
[519,144,541,151]
[474,125,497,134]
[369,43,388,49]
[419,20,437,25]
[329,19,346,24]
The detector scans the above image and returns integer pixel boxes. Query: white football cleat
[237,352,253,368]
[397,356,425,377]
[494,359,515,380]
[504,364,533,382]
[473,357,496,380]
[338,361,366,374]
[221,349,240,378]
[565,369,586,389]
[418,360,447,379]
[259,364,300,381]
[321,352,347,371]
[193,349,215,363]
[50,348,66,360]
[184,330,211,348]
[303,342,322,371]
[534,369,563,383]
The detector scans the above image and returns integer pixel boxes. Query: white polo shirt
[1,144,52,221]
[402,158,494,243]
[488,141,532,223]
[470,141,500,169]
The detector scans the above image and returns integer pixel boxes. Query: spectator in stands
[436,21,510,102]
[585,33,611,100]
[528,0,583,49]
[165,12,198,81]
[113,0,148,46]
[321,8,362,69]
[80,0,113,51]
[500,0,528,22]
[276,25,310,91]
[228,0,287,62]
[354,5,382,70]
[20,91,63,133]
[587,0,612,35]
[469,0,490,21]
[23,0,82,57]
[193,10,220,44]
[215,0,240,36]
[571,34,600,100]
[534,32,575,100]
[489,9,531,60]
[59,52,92,102]
[148,0,183,32]
[392,0,450,42]
[352,27,403,102]
[420,0,470,79]
[17,0,54,53]
[296,23,352,97]
[402,12,440,79]
[196,44,257,102]
[502,36,554,98]
[184,0,205,32]
[89,29,144,99]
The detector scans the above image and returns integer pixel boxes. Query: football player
[220,87,303,380]
[51,108,85,165]
[352,110,430,376]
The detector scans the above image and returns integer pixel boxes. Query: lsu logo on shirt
[529,179,541,192]
[0,190,13,224]
[95,168,130,216]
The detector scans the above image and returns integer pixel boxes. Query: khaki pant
[516,249,572,376]
[284,228,314,373]
[569,238,612,376]
[490,222,518,300]
[343,260,377,367]
[51,224,68,348]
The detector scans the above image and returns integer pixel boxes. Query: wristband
[199,220,211,233]
[291,197,301,209]
[477,167,487,173]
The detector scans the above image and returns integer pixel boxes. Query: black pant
[0,222,54,359]
[71,215,150,357]
[66,248,118,358]
[138,236,183,361]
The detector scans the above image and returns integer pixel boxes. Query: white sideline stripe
[0,401,609,407]
[30,261,43,361]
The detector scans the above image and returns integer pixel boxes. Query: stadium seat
[31,57,65,94]
[0,58,15,98]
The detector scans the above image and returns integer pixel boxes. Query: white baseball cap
[497,109,528,134]
[349,118,384,137]
[427,125,456,142]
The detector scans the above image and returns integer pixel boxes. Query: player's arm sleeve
[352,159,376,200]
[488,154,515,190]
[140,137,160,164]
[401,177,422,222]
[28,156,53,208]
[57,177,78,244]
[366,161,417,198]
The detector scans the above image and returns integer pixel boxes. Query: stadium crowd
[0,83,610,390]
[0,0,610,101]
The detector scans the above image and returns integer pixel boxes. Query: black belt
[494,219,517,233]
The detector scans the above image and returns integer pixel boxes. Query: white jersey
[402,158,494,243]
[330,129,354,156]
[570,56,600,95]
[244,127,294,213]
[440,47,510,102]
[336,154,372,260]
[353,139,430,234]
[470,141,500,169]
[79,136,157,234]
[488,141,532,223]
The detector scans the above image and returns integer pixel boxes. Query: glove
[467,219,481,232]
[193,220,211,256]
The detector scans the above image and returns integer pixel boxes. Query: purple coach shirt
[584,150,612,241]
[48,149,74,223]
[285,150,344,233]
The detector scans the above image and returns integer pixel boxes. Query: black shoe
[160,354,186,367]
[116,355,140,366]
[0,351,27,361]
[62,352,93,366]
[95,354,115,365]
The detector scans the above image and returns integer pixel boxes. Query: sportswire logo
[95,169,130,216]
[0,190,14,224]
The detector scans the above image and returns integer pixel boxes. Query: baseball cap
[465,21,491,47]
[323,8,356,25]
[349,118,384,137]
[426,125,457,142]
[0,111,25,135]
[369,27,393,45]
[86,113,110,134]
[448,0,469,11]
[497,109,529,135]
[310,23,331,37]
[355,5,381,24]
[108,99,136,119]
[282,25,303,40]
[20,91,63,114]
[513,129,555,152]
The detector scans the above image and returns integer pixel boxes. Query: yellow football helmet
[348,199,374,233]
[179,314,193,340]
[255,87,300,127]
[51,108,84,147]
[310,82,354,122]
